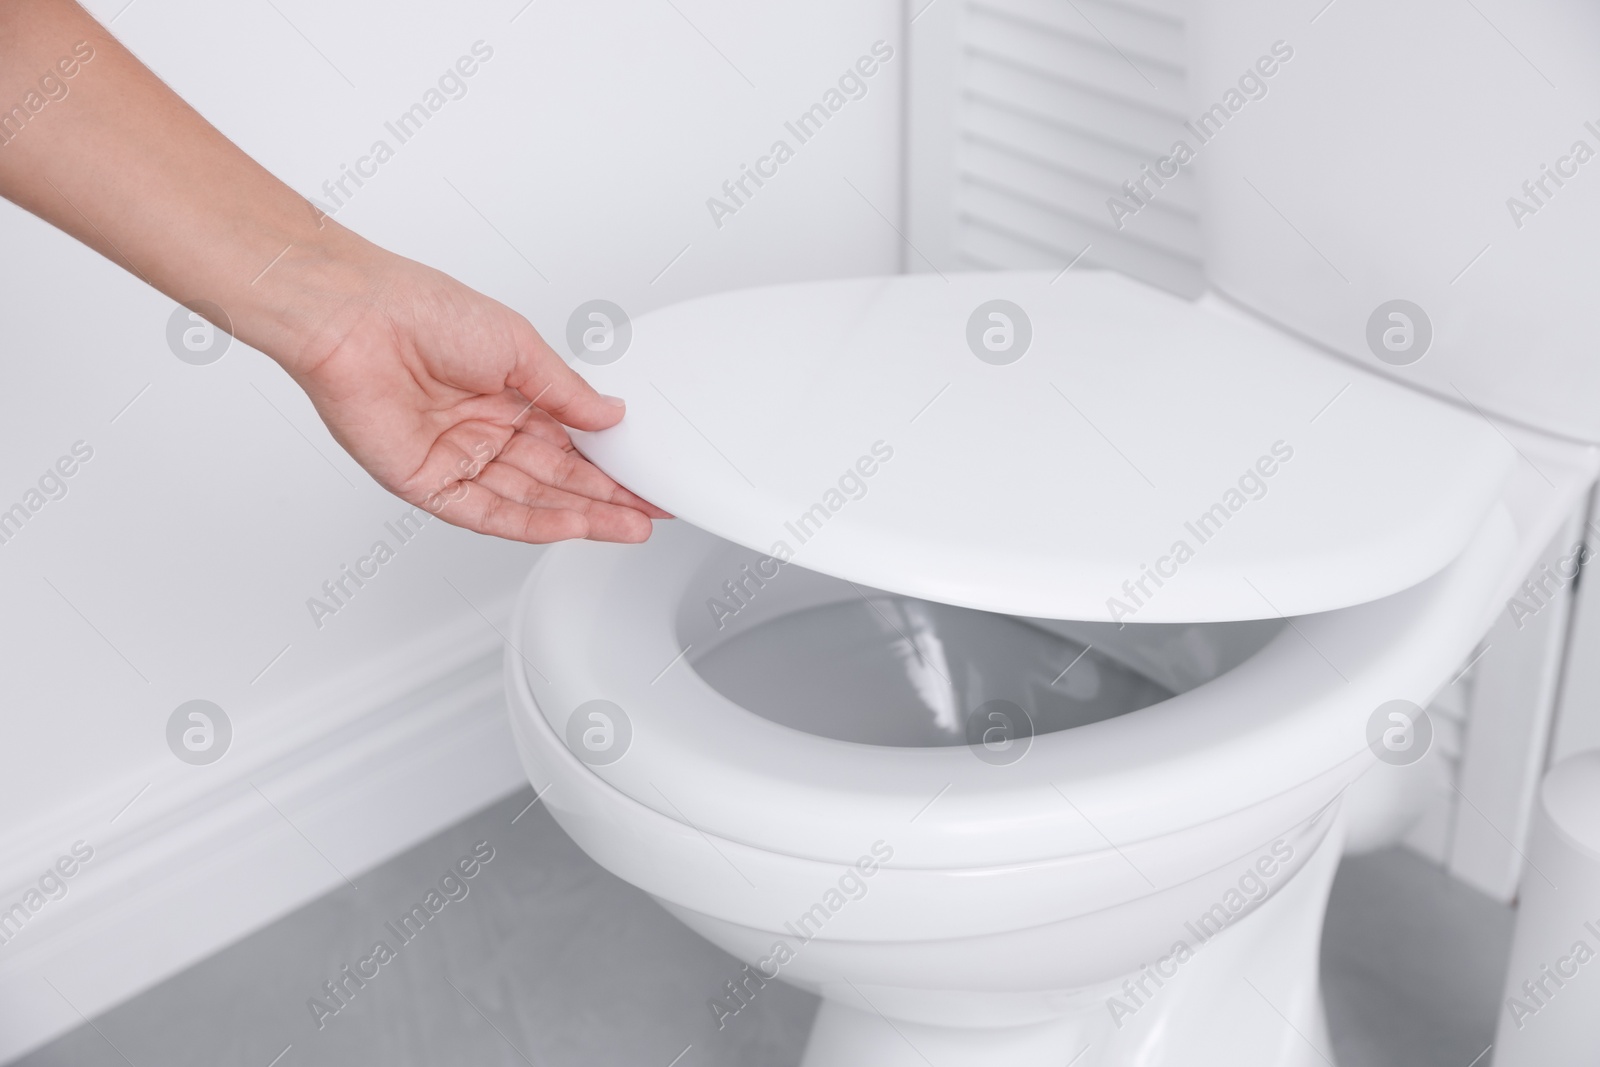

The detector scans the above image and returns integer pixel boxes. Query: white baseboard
[0,602,528,1064]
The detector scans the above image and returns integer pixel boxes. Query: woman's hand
[284,246,668,544]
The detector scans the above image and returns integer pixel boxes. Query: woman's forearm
[0,0,371,374]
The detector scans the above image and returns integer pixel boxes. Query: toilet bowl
[506,490,1508,1064]
[504,266,1597,1066]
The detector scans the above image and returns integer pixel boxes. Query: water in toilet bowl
[689,594,1176,748]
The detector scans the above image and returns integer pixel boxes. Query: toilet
[505,2,1600,1064]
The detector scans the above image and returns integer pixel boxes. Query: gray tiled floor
[1323,847,1513,1067]
[12,789,1513,1067]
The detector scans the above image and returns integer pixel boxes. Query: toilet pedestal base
[798,818,1344,1067]
[800,1003,1091,1067]
[800,991,1331,1067]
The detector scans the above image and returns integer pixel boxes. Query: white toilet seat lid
[571,271,1514,622]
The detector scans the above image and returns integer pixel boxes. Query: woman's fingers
[473,460,655,543]
[472,391,673,519]
[507,323,627,433]
[422,477,595,544]
[496,423,672,518]
[398,420,661,543]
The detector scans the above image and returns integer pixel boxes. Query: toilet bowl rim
[507,651,1359,879]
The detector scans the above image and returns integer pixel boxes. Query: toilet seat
[570,270,1516,622]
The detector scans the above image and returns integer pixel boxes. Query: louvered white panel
[906,0,1203,295]
[1402,652,1478,863]
[1447,513,1589,902]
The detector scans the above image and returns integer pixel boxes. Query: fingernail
[601,394,626,409]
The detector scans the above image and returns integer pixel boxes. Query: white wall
[0,0,902,1058]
